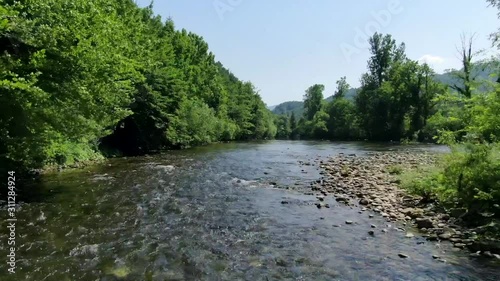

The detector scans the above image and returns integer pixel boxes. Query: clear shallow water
[1,141,499,280]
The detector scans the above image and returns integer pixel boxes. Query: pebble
[438,233,452,240]
[398,253,409,258]
[359,199,369,205]
[317,152,497,257]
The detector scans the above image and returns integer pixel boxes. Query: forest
[0,0,276,175]
[273,33,499,143]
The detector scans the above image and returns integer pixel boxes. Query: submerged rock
[336,196,349,203]
[91,173,115,181]
[153,165,175,172]
[69,244,99,257]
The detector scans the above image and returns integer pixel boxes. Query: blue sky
[136,0,499,106]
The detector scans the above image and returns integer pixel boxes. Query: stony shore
[305,151,500,259]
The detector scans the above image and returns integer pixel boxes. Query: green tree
[334,76,350,99]
[0,0,277,173]
[303,84,325,121]
[356,33,406,140]
[311,110,330,139]
[327,77,358,139]
[450,34,478,98]
[289,112,298,139]
[275,115,291,139]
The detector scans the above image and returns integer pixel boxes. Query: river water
[1,141,499,281]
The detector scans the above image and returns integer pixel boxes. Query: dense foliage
[396,0,500,221]
[400,91,500,222]
[1,0,498,216]
[275,33,446,142]
[0,0,275,172]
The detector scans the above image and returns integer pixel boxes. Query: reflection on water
[0,141,497,281]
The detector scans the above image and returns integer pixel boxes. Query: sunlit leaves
[0,0,276,168]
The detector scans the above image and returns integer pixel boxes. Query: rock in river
[336,196,349,203]
[416,218,434,229]
[359,198,369,205]
[438,233,452,240]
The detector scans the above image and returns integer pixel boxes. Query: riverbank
[313,151,500,259]
[3,141,500,280]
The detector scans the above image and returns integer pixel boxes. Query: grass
[386,165,403,175]
[399,164,452,203]
[398,143,500,216]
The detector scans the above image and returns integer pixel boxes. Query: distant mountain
[435,64,498,91]
[272,101,304,116]
[325,88,358,102]
[267,105,277,111]
[272,88,359,116]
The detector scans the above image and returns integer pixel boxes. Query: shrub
[400,166,451,203]
[442,143,500,214]
[400,143,500,216]
[387,165,403,175]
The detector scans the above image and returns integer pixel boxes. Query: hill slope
[271,88,358,116]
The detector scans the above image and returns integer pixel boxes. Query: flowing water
[1,141,499,281]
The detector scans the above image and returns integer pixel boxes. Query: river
[1,141,499,280]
